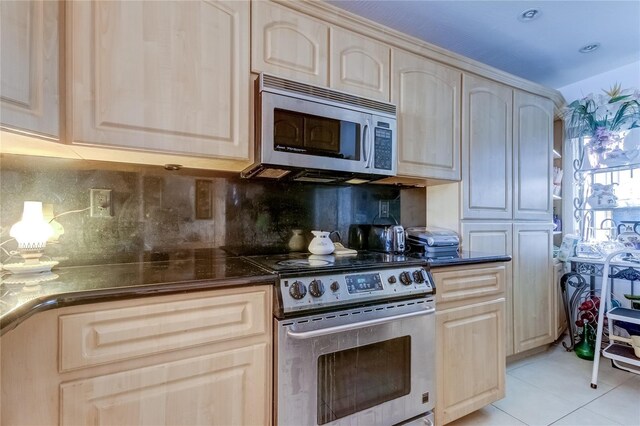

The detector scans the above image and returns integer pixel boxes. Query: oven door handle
[286,305,435,340]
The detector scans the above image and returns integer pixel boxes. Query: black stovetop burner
[244,251,425,274]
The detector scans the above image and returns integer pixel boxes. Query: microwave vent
[261,74,396,116]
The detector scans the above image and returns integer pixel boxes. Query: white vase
[308,231,334,255]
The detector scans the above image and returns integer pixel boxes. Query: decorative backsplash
[1,154,424,266]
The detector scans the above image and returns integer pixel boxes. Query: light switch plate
[195,180,213,219]
[379,200,390,218]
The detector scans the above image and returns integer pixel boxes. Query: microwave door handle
[362,121,370,166]
[366,121,374,168]
[286,305,435,340]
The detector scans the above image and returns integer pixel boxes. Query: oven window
[317,336,411,424]
[273,109,360,160]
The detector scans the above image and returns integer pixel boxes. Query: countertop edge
[428,255,512,268]
[0,274,276,337]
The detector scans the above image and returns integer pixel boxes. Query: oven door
[275,298,435,426]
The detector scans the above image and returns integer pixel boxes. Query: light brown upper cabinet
[392,49,461,180]
[252,1,391,101]
[1,0,59,139]
[68,0,250,160]
[461,74,513,219]
[513,90,554,220]
[329,27,390,101]
[252,1,329,85]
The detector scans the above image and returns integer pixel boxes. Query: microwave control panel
[374,121,393,170]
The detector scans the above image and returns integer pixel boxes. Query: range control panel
[278,266,434,315]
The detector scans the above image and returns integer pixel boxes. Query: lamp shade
[10,201,54,251]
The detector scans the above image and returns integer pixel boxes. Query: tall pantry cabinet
[429,73,555,357]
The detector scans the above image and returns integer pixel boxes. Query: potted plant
[564,84,640,168]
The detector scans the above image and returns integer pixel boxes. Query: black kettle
[348,224,371,250]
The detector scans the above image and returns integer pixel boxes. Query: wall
[558,60,640,103]
[1,154,425,266]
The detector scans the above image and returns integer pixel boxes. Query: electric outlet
[90,189,113,218]
[379,200,390,218]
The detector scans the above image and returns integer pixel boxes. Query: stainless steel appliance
[245,252,436,426]
[406,226,460,258]
[242,73,397,183]
[406,227,460,248]
[368,224,406,253]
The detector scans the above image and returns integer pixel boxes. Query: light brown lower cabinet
[1,285,273,426]
[60,343,267,425]
[553,260,568,339]
[434,263,506,425]
[512,223,555,353]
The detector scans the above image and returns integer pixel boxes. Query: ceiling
[327,1,640,89]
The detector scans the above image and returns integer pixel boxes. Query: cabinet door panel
[252,1,328,85]
[60,344,269,426]
[1,0,59,138]
[393,49,461,180]
[69,0,250,159]
[513,223,554,353]
[462,74,513,219]
[513,91,554,220]
[433,264,506,306]
[436,299,505,425]
[461,221,514,355]
[330,27,390,101]
[60,288,269,371]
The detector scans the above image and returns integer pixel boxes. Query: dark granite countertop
[0,255,276,335]
[0,248,511,336]
[411,250,512,267]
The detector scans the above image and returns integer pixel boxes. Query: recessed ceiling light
[518,9,541,22]
[579,43,601,53]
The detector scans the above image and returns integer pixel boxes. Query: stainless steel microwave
[241,73,397,184]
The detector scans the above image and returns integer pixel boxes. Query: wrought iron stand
[561,257,640,351]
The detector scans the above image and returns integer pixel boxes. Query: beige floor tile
[546,348,636,388]
[492,376,578,426]
[455,342,637,426]
[507,345,559,372]
[508,357,615,406]
[551,407,623,425]
[507,354,548,372]
[583,375,640,426]
[447,405,525,426]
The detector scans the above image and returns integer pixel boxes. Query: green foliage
[564,85,640,140]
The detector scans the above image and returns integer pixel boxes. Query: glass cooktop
[244,251,426,274]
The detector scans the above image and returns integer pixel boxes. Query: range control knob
[388,275,397,284]
[413,269,425,283]
[309,280,325,297]
[399,271,413,285]
[289,281,307,300]
[330,281,340,292]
